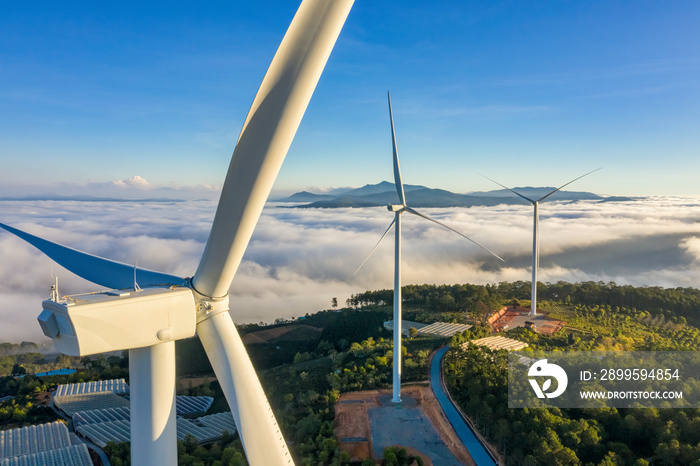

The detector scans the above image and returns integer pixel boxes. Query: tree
[383,449,398,466]
[331,297,338,308]
[408,327,418,339]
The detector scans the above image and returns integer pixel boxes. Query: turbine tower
[356,93,504,403]
[481,168,600,316]
[0,1,354,464]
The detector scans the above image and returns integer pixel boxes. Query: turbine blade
[388,92,406,206]
[192,0,354,299]
[479,173,535,204]
[403,207,505,262]
[197,313,292,466]
[536,167,602,203]
[0,222,183,289]
[354,218,396,275]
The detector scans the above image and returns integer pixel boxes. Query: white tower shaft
[129,342,177,466]
[392,210,402,403]
[530,202,539,316]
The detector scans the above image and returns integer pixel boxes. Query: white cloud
[112,175,153,190]
[0,177,222,200]
[1,196,700,343]
[680,236,700,262]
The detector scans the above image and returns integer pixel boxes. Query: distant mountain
[468,187,601,201]
[280,191,336,203]
[338,181,425,197]
[275,181,426,203]
[299,197,381,208]
[280,182,608,209]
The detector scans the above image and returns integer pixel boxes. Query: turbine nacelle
[36,277,235,358]
[387,204,405,212]
[38,285,196,357]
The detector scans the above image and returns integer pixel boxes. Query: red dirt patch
[489,305,566,334]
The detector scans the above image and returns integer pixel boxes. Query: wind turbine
[481,168,601,316]
[0,1,354,464]
[356,93,504,403]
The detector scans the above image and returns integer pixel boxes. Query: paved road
[430,346,497,466]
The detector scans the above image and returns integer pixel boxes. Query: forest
[349,281,700,329]
[2,280,700,465]
[445,342,700,465]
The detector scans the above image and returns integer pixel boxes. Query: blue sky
[2,1,699,197]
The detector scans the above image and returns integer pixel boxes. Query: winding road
[430,346,498,466]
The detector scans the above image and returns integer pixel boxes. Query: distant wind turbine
[356,92,504,403]
[481,168,601,316]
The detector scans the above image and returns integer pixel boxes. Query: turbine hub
[189,283,230,323]
[387,204,404,212]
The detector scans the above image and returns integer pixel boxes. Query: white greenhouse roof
[76,412,237,448]
[383,320,427,337]
[76,420,130,447]
[176,396,214,416]
[54,391,129,417]
[71,396,213,429]
[55,379,129,397]
[72,407,130,428]
[417,322,472,337]
[0,444,92,466]
[0,422,71,459]
[384,320,472,338]
[176,412,238,444]
[468,336,529,351]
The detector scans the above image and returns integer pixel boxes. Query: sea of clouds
[1,196,700,343]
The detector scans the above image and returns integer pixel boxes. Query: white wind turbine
[0,1,354,464]
[356,92,504,403]
[481,168,601,316]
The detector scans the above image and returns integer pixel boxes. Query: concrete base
[379,394,417,408]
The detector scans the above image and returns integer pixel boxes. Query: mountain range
[275,181,631,208]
